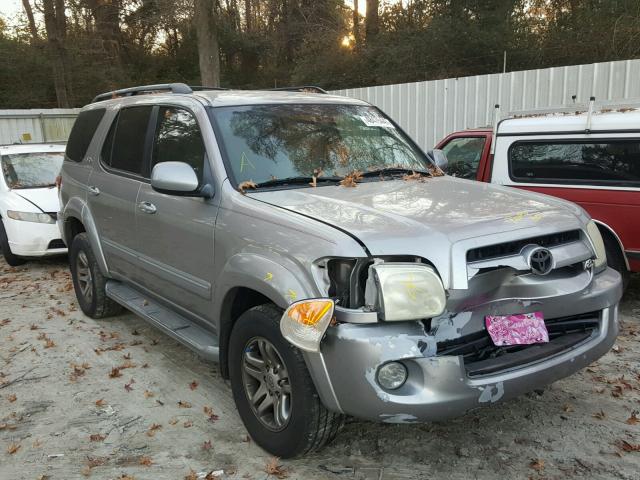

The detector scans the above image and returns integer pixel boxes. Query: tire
[0,220,26,267]
[228,304,344,458]
[603,233,630,291]
[69,233,122,318]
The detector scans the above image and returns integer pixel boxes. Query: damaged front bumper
[304,267,622,423]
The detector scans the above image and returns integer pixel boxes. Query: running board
[105,280,219,362]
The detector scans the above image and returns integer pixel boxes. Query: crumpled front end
[303,226,622,422]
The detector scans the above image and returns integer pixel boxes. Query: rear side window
[65,109,106,162]
[440,137,485,179]
[510,140,640,188]
[106,106,153,177]
[151,107,205,182]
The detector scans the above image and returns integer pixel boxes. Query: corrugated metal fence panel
[331,59,640,150]
[0,109,80,145]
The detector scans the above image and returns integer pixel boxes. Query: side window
[152,107,205,182]
[109,106,153,177]
[100,114,117,167]
[65,108,106,162]
[509,140,640,187]
[440,137,486,179]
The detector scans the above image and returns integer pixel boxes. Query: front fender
[62,197,109,276]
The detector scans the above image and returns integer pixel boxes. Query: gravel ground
[1,256,639,480]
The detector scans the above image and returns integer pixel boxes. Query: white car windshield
[1,152,64,189]
[211,104,433,186]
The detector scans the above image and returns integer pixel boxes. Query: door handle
[138,201,157,214]
[88,186,100,196]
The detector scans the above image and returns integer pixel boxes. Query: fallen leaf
[626,411,640,425]
[238,180,258,193]
[89,433,106,442]
[562,403,573,413]
[95,399,106,407]
[44,338,55,348]
[123,353,132,360]
[109,367,122,378]
[202,440,212,450]
[178,400,192,408]
[616,440,640,452]
[529,458,545,471]
[183,420,193,428]
[169,417,178,425]
[184,470,198,480]
[265,457,288,478]
[7,443,20,454]
[339,170,362,188]
[592,410,606,420]
[144,390,154,398]
[189,380,198,390]
[124,379,135,392]
[7,393,17,403]
[139,456,153,467]
[146,423,162,437]
[402,170,425,182]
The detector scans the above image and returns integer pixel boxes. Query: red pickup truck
[436,106,640,283]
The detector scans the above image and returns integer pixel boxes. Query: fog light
[377,362,407,390]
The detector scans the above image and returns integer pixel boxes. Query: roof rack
[267,86,328,94]
[91,83,194,103]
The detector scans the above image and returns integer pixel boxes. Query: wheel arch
[62,197,109,276]
[593,219,629,271]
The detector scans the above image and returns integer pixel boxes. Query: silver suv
[59,83,622,457]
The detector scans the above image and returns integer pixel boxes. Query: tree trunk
[21,0,39,41]
[42,0,70,107]
[365,0,379,41]
[353,0,359,46]
[195,0,221,87]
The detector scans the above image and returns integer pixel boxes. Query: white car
[0,143,67,266]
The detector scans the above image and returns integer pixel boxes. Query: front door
[87,106,153,278]
[135,105,217,321]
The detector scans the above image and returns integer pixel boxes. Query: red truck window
[440,137,486,179]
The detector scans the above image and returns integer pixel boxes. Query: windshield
[1,152,64,189]
[210,104,432,186]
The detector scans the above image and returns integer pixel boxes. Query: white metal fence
[0,109,80,145]
[331,59,640,150]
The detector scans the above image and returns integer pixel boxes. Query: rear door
[87,105,153,278]
[135,104,217,320]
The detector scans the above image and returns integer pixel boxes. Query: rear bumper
[4,218,67,257]
[305,267,621,423]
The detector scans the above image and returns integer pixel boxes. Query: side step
[105,280,219,362]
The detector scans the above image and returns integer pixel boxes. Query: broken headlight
[364,262,446,321]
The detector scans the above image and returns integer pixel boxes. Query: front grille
[47,239,66,249]
[466,230,581,263]
[436,311,599,377]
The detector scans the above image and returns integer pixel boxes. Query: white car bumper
[4,217,67,257]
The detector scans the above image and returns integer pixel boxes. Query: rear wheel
[228,304,344,458]
[69,233,122,318]
[0,220,25,267]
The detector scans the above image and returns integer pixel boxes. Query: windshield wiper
[253,176,342,188]
[360,167,433,177]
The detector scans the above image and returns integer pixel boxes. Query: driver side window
[151,107,206,182]
[441,137,486,179]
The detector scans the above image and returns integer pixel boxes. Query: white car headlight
[6,210,56,224]
[365,263,446,321]
[586,220,607,270]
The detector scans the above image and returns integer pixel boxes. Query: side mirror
[427,149,448,171]
[151,161,213,198]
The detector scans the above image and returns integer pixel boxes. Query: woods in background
[1,0,639,108]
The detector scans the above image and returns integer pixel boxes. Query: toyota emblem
[528,247,554,275]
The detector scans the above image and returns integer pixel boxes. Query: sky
[0,0,22,18]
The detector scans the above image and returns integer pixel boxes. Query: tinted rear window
[65,109,106,162]
[509,140,640,188]
[108,106,153,177]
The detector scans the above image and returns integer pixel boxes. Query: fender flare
[593,219,629,271]
[62,197,110,276]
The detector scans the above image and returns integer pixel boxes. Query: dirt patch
[1,257,639,479]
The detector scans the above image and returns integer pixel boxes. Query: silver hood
[249,176,589,288]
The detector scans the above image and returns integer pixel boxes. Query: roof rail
[507,97,640,118]
[91,83,193,103]
[267,86,328,94]
[190,85,229,92]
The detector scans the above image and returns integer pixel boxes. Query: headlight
[280,299,335,352]
[586,220,607,270]
[365,263,446,321]
[6,210,56,224]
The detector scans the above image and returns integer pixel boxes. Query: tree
[21,0,38,41]
[365,0,378,41]
[42,0,71,107]
[195,0,221,86]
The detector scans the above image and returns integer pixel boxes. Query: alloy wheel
[76,251,93,303]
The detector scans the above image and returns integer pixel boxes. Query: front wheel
[228,304,344,458]
[0,221,26,267]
